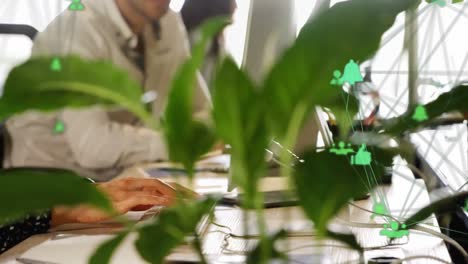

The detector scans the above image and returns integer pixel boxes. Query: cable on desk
[282,244,353,253]
[334,217,410,248]
[456,181,468,192]
[336,218,385,229]
[347,202,446,228]
[392,255,451,264]
[282,243,401,252]
[210,221,232,232]
[411,225,468,260]
[422,222,468,236]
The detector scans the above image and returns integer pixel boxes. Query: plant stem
[185,170,207,263]
[278,102,308,258]
[254,194,269,264]
[279,102,308,180]
[193,231,208,264]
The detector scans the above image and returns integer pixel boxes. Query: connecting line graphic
[389,2,468,120]
[376,7,433,90]
[345,89,394,220]
[397,178,419,220]
[370,3,468,211]
[336,2,468,225]
[329,2,468,244]
[436,11,454,85]
[416,8,438,100]
[429,8,465,113]
[410,124,467,190]
[360,9,433,118]
[414,129,466,179]
[372,4,468,121]
[418,126,467,182]
[379,4,433,50]
[336,88,392,224]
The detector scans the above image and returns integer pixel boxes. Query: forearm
[50,208,77,227]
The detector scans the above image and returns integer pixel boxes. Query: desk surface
[0,156,452,264]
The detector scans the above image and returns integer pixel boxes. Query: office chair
[0,23,38,166]
[0,24,38,41]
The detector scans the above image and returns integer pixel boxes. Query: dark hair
[181,0,235,32]
[180,0,235,55]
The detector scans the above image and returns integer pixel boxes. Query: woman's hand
[51,178,176,226]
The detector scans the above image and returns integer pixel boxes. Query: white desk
[0,157,452,264]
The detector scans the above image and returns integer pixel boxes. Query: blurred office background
[0,0,466,192]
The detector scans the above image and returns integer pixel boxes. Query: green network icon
[50,57,62,72]
[330,70,344,86]
[330,60,363,86]
[371,202,388,219]
[380,221,409,239]
[53,120,65,134]
[427,0,447,7]
[426,0,465,5]
[69,0,85,11]
[412,105,429,122]
[350,144,372,166]
[329,141,355,155]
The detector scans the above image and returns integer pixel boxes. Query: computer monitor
[227,0,333,191]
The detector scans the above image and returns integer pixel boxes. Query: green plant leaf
[212,58,269,208]
[263,0,418,139]
[404,191,468,227]
[326,230,362,252]
[0,168,112,225]
[384,84,468,135]
[327,93,360,139]
[134,198,216,264]
[1,56,156,129]
[294,148,390,234]
[89,231,129,264]
[246,230,288,264]
[163,18,227,176]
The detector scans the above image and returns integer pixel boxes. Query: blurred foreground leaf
[0,168,112,225]
[326,230,362,252]
[2,56,156,128]
[294,148,393,233]
[164,18,227,177]
[405,191,468,227]
[212,58,269,208]
[263,0,418,140]
[246,230,288,264]
[135,198,216,264]
[384,85,468,135]
[89,231,129,264]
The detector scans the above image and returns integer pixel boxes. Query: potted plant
[0,0,467,263]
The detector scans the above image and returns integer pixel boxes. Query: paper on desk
[19,233,148,264]
[21,226,201,264]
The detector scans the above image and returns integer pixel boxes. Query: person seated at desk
[0,177,175,254]
[3,0,210,181]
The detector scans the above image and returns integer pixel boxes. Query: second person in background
[181,0,237,85]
